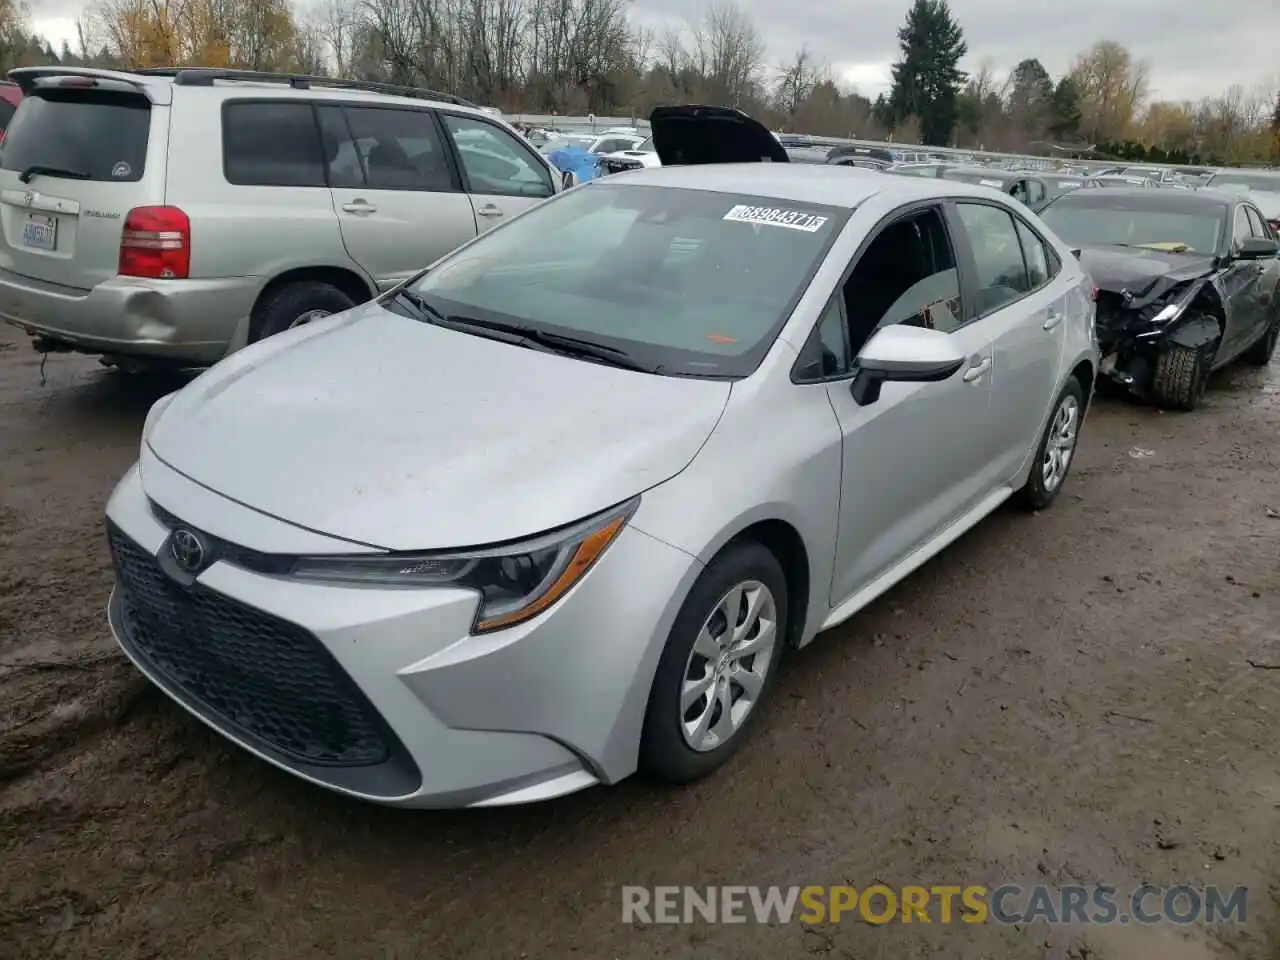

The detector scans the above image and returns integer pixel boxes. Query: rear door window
[223,101,326,188]
[325,106,455,192]
[1,91,150,181]
[955,202,1032,313]
[1014,219,1055,288]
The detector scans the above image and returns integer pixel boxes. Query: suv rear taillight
[119,206,190,279]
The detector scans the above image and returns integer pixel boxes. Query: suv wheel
[253,282,355,342]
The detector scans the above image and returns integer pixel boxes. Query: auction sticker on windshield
[723,205,829,232]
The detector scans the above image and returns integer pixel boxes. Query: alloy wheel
[1041,393,1080,492]
[680,580,778,752]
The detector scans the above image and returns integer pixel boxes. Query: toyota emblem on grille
[170,528,207,573]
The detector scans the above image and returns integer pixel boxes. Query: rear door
[950,200,1064,482]
[438,112,556,233]
[0,78,165,291]
[315,103,478,290]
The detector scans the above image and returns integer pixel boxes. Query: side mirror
[850,325,966,407]
[1235,236,1278,260]
[562,170,576,190]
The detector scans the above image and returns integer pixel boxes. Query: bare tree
[776,45,823,115]
[315,0,358,75]
[692,0,762,106]
[1069,40,1150,142]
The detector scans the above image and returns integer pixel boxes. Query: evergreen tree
[885,0,967,146]
[1048,77,1083,142]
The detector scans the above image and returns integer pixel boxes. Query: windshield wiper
[387,287,446,323]
[405,303,656,373]
[19,165,91,184]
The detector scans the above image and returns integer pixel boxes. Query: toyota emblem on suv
[170,528,207,573]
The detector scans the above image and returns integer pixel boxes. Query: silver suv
[0,67,563,367]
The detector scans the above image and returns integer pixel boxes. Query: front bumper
[104,460,701,808]
[0,267,260,364]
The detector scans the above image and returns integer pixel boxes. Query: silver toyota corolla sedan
[104,107,1099,808]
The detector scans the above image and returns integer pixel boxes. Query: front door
[319,104,478,290]
[824,203,998,605]
[438,113,556,234]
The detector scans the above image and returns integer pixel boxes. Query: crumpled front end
[1094,280,1223,395]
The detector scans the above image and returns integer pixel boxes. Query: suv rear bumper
[0,268,260,364]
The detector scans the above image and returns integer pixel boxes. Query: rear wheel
[1015,376,1084,511]
[1151,343,1209,410]
[639,541,788,783]
[1241,313,1279,366]
[252,282,355,342]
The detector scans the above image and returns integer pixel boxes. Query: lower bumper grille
[108,524,394,768]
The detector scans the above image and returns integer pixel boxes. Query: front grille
[108,525,393,767]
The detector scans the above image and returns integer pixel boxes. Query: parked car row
[2,81,1274,811]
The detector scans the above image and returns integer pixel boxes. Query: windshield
[406,183,847,378]
[1040,200,1222,253]
[634,136,653,152]
[1207,172,1280,193]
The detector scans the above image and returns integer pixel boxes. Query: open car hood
[650,104,789,166]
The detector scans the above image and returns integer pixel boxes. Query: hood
[147,304,731,552]
[650,104,789,166]
[1077,244,1216,303]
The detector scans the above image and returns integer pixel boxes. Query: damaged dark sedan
[1038,188,1280,409]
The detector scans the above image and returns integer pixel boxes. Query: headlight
[289,497,639,633]
[1143,281,1202,326]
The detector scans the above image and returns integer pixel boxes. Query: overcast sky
[29,0,1279,105]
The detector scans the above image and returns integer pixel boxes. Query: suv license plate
[22,213,56,251]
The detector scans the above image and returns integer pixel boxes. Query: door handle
[1043,309,1064,330]
[341,200,376,214]
[962,357,992,382]
[477,204,503,217]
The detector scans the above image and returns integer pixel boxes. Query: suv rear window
[0,91,150,182]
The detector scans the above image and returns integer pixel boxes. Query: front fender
[1167,314,1221,350]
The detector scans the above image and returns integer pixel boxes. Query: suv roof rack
[129,67,478,108]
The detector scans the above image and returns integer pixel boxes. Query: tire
[1015,376,1085,512]
[1241,314,1279,366]
[252,281,355,342]
[639,540,788,783]
[1151,342,1208,410]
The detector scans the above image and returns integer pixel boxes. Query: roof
[6,66,487,116]
[1052,187,1233,213]
[618,162,1025,209]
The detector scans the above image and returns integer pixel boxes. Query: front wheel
[1015,376,1084,511]
[1151,343,1209,410]
[639,541,788,783]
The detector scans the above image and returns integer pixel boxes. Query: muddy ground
[1,319,1278,960]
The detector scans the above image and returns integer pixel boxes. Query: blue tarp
[548,145,603,183]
